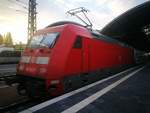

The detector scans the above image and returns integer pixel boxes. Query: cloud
[0,0,28,43]
[106,0,134,16]
[89,11,114,29]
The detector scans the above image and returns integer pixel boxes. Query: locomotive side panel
[64,36,90,75]
[64,48,82,75]
[89,38,134,72]
[89,40,118,71]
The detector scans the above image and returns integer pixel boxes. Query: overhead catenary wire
[7,0,28,10]
[16,9,28,14]
[16,0,28,5]
[0,4,27,14]
[0,0,28,14]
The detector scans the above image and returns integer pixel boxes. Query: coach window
[73,36,82,48]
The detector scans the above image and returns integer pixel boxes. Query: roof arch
[101,1,150,51]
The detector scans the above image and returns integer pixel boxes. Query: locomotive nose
[18,47,50,78]
[18,56,49,76]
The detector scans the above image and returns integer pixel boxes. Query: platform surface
[21,64,150,113]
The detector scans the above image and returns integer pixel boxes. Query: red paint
[17,23,134,96]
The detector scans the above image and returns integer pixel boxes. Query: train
[0,46,21,64]
[16,21,137,97]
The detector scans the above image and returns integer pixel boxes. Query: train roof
[46,21,131,48]
[90,30,133,48]
[46,21,85,28]
[101,1,150,51]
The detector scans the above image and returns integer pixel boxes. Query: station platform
[21,64,150,113]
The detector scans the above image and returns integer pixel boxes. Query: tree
[4,32,13,46]
[0,34,3,45]
[14,42,26,51]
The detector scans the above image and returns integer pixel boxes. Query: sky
[0,0,149,44]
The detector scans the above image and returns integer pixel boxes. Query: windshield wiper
[39,43,49,48]
[35,42,49,48]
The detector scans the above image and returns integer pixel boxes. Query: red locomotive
[16,21,134,97]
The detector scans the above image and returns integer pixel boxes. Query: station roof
[101,1,150,52]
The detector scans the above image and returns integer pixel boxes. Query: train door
[82,37,89,73]
[72,36,89,73]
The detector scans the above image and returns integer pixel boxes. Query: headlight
[36,57,49,64]
[20,56,31,63]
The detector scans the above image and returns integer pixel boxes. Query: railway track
[1,97,29,113]
[0,74,16,80]
[0,64,17,81]
[0,67,26,113]
[0,74,50,113]
[0,82,49,113]
[0,64,17,85]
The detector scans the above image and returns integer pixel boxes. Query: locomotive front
[16,27,62,97]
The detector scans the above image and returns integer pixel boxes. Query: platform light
[143,25,150,36]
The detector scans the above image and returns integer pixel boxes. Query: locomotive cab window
[28,32,59,48]
[73,36,82,48]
